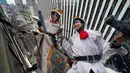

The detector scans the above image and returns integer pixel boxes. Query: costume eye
[113,40,117,43]
[75,21,80,24]
[56,15,59,17]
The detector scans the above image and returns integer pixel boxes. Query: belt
[74,55,101,62]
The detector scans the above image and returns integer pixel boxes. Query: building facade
[26,0,38,16]
[37,0,130,72]
[37,0,130,48]
[0,0,7,4]
[14,0,23,11]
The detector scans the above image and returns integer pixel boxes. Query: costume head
[73,17,86,32]
[50,8,63,23]
[110,32,126,48]
[73,17,89,39]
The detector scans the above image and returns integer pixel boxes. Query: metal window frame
[83,0,88,20]
[72,0,80,35]
[67,0,72,38]
[51,0,54,10]
[70,0,76,36]
[75,0,79,16]
[79,0,84,18]
[86,0,94,25]
[44,0,130,40]
[89,0,100,29]
[98,0,114,32]
[65,0,69,37]
[61,0,64,36]
[46,0,50,19]
[93,0,107,30]
[48,0,51,12]
[54,0,56,8]
[63,0,66,36]
[56,0,58,8]
[103,0,122,37]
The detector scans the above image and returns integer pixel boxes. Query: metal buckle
[73,57,75,61]
[86,56,89,61]
[88,56,95,63]
[73,57,78,62]
[92,56,95,61]
[73,57,77,65]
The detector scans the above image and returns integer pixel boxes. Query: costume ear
[58,10,63,14]
[56,8,63,14]
[74,16,78,18]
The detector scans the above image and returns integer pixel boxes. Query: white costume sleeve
[86,30,106,54]
[88,30,120,64]
[101,43,128,64]
[95,32,106,54]
[62,33,78,56]
[116,47,128,55]
[62,38,73,56]
[68,33,78,45]
[101,43,114,64]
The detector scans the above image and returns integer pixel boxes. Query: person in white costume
[26,9,63,72]
[64,18,128,73]
[101,15,129,64]
[44,9,62,35]
[67,18,107,73]
[66,17,128,65]
[66,30,128,66]
[44,9,63,49]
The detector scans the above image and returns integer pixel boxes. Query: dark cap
[73,18,86,26]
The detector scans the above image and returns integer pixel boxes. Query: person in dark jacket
[104,15,130,73]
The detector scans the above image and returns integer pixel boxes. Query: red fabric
[55,21,60,24]
[50,19,59,24]
[62,57,65,60]
[67,59,73,63]
[79,31,89,39]
[57,60,61,63]
[50,19,53,22]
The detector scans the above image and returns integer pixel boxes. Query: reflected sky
[6,0,26,4]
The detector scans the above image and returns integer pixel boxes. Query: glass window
[68,1,74,38]
[77,0,82,17]
[84,0,91,21]
[71,1,77,36]
[115,0,127,18]
[80,0,87,18]
[91,0,103,29]
[104,27,112,40]
[96,0,110,31]
[121,6,130,21]
[99,0,118,33]
[87,0,97,29]
[108,31,118,42]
